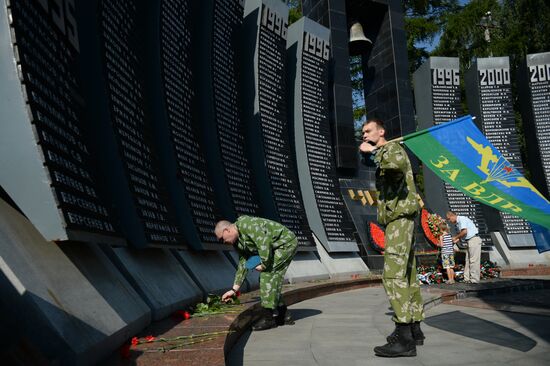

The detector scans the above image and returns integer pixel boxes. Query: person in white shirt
[446,211,482,283]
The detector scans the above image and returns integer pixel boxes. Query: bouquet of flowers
[481,261,501,279]
[421,208,446,246]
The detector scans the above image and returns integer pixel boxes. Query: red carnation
[131,337,139,346]
[183,311,191,320]
[145,335,155,342]
[235,290,241,297]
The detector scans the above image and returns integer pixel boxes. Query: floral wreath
[420,208,445,246]
[367,221,385,253]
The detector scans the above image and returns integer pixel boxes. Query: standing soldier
[215,216,298,330]
[359,118,424,357]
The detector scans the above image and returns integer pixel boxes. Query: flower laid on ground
[192,293,242,317]
[367,221,385,253]
[421,208,446,246]
[481,261,501,279]
[121,330,233,357]
[417,260,500,285]
[173,310,191,321]
[172,293,242,323]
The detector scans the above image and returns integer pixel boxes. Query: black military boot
[411,321,425,345]
[252,308,277,331]
[387,321,425,345]
[275,305,295,326]
[374,323,417,357]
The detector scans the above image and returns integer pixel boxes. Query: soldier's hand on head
[359,141,377,154]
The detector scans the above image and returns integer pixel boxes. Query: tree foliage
[404,0,462,75]
[287,0,302,25]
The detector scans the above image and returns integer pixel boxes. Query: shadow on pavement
[227,329,251,366]
[290,308,322,321]
[425,310,537,352]
[227,309,322,366]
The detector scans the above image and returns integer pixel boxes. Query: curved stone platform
[102,277,550,365]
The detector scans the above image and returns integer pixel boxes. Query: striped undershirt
[441,233,454,255]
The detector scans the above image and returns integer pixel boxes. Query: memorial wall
[519,52,550,200]
[465,57,535,248]
[209,0,261,218]
[0,0,122,244]
[242,0,315,248]
[153,0,222,249]
[414,57,490,245]
[0,0,367,253]
[95,0,182,248]
[302,0,358,170]
[287,17,358,252]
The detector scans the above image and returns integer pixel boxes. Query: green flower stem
[149,331,232,344]
[157,336,220,352]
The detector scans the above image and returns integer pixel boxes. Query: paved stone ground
[228,285,550,366]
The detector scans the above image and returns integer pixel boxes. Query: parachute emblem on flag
[467,136,546,200]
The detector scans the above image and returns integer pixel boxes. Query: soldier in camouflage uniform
[215,216,297,330]
[360,118,424,357]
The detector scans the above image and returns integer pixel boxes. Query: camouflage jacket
[374,142,419,225]
[233,216,296,286]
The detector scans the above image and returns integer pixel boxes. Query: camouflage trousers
[382,217,425,324]
[259,238,298,309]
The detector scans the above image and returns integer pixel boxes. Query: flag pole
[387,136,404,144]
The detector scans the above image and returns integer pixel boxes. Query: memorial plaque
[519,52,550,199]
[466,57,535,247]
[157,0,221,248]
[413,57,490,245]
[197,0,261,218]
[0,0,121,244]
[287,18,358,252]
[98,0,181,247]
[242,0,314,248]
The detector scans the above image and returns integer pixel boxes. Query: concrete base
[315,236,370,279]
[102,246,201,321]
[172,250,237,296]
[285,251,330,284]
[491,232,550,268]
[59,242,151,332]
[0,199,138,365]
[225,251,260,291]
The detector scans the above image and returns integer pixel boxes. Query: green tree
[404,0,462,75]
[287,0,302,25]
[433,0,500,69]
[495,0,550,68]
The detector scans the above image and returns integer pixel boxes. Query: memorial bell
[348,21,372,56]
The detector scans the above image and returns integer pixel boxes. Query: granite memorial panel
[287,17,357,252]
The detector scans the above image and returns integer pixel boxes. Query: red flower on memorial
[131,337,139,346]
[235,290,241,298]
[367,221,385,253]
[145,335,156,342]
[173,310,192,321]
